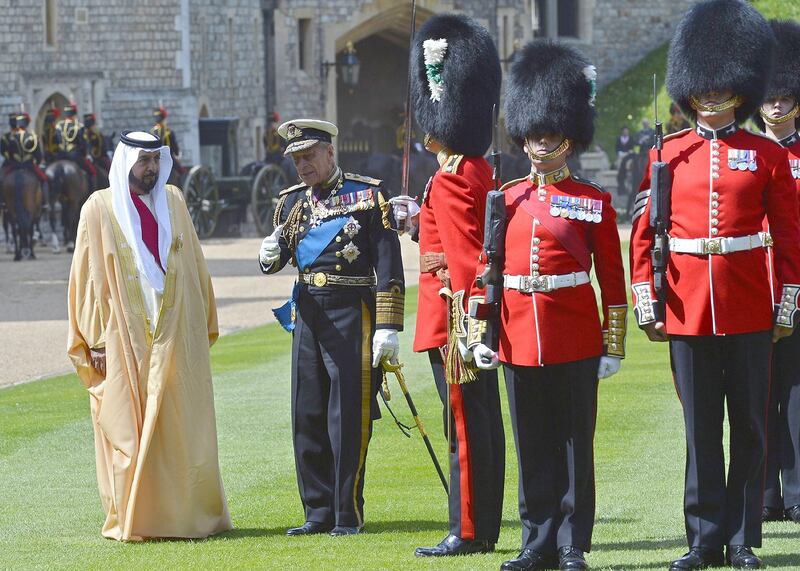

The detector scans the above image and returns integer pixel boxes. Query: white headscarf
[109,131,174,293]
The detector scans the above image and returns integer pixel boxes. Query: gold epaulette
[663,128,692,142]
[499,176,528,192]
[441,154,464,174]
[344,172,382,186]
[570,175,606,193]
[279,182,309,196]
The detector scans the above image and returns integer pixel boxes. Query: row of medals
[728,150,757,172]
[790,159,800,180]
[549,195,603,223]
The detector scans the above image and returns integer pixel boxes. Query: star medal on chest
[343,216,361,238]
[342,242,361,263]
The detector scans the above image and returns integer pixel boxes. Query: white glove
[372,328,400,368]
[259,224,284,266]
[597,356,622,379]
[388,195,420,235]
[457,338,474,363]
[473,343,500,370]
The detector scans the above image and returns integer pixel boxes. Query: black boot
[669,548,724,570]
[414,534,494,557]
[726,546,762,569]
[558,546,588,570]
[501,548,557,570]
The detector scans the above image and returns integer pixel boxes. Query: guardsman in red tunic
[473,40,627,571]
[754,19,800,526]
[629,2,800,569]
[397,14,506,557]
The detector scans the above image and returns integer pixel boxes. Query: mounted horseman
[1,112,45,259]
[47,102,95,251]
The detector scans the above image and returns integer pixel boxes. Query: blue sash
[295,216,348,270]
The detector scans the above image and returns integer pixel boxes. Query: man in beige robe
[67,130,231,541]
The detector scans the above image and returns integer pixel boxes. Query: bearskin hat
[754,19,800,131]
[666,0,775,124]
[504,40,596,152]
[410,14,501,157]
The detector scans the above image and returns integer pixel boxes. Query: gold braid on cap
[689,95,743,113]
[760,105,800,125]
[525,137,572,162]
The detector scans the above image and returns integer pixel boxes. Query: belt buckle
[704,238,722,255]
[313,272,328,287]
[531,275,552,292]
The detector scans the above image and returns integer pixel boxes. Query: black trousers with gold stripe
[291,285,379,528]
[428,349,505,543]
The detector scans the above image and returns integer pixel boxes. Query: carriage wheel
[251,164,289,235]
[182,165,220,239]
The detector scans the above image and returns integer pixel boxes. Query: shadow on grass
[593,536,686,552]
[764,553,800,567]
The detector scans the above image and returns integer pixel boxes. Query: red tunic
[764,132,800,303]
[499,176,627,366]
[630,126,800,336]
[414,155,491,352]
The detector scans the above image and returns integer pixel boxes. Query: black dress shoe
[415,534,495,557]
[669,548,724,570]
[558,546,588,570]
[786,504,800,523]
[501,548,558,570]
[285,521,333,536]
[329,526,361,536]
[762,505,785,522]
[727,546,762,569]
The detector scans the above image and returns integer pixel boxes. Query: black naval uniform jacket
[260,170,405,332]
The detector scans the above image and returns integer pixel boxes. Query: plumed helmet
[754,19,800,131]
[504,39,597,152]
[666,0,775,124]
[410,14,501,157]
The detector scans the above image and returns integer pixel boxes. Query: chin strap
[760,105,800,126]
[689,95,743,113]
[525,137,572,162]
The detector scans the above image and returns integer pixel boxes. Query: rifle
[648,74,672,322]
[471,104,505,351]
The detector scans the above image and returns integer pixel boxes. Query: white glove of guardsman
[472,343,500,370]
[597,356,621,379]
[388,195,421,235]
[372,329,400,367]
[259,224,284,266]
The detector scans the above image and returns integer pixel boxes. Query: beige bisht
[67,185,232,541]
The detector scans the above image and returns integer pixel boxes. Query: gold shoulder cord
[282,200,305,252]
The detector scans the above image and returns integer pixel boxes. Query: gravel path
[0,235,421,388]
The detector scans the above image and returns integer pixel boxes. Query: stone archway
[325,2,440,171]
[34,92,70,133]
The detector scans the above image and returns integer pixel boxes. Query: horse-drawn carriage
[177,118,292,239]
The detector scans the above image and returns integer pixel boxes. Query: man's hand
[388,195,420,235]
[259,224,284,266]
[90,348,106,378]
[597,356,621,379]
[372,329,399,367]
[473,343,500,370]
[641,321,669,342]
[773,324,794,343]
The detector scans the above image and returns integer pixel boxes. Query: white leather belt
[504,271,590,293]
[668,232,771,255]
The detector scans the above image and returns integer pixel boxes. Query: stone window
[298,18,312,72]
[532,0,581,40]
[44,0,57,48]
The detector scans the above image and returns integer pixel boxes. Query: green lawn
[2,279,799,570]
[594,0,800,163]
